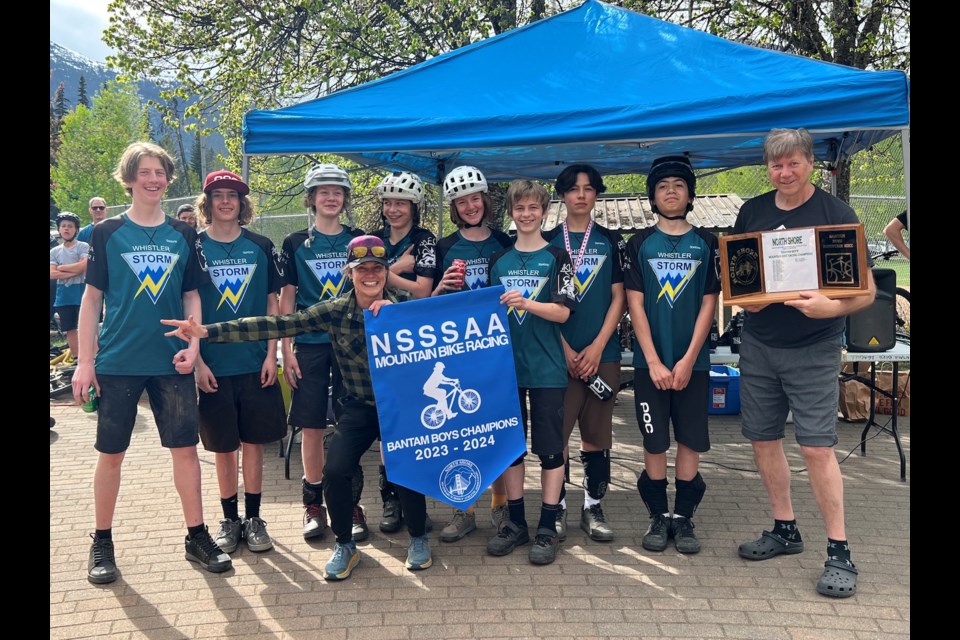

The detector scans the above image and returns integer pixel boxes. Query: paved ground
[50,388,910,640]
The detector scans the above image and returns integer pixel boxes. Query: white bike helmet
[304,163,352,191]
[376,171,424,205]
[443,166,488,201]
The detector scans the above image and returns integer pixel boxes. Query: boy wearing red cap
[193,171,287,555]
[74,142,230,584]
[162,235,434,580]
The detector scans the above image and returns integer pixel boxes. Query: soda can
[451,259,467,287]
[81,386,99,413]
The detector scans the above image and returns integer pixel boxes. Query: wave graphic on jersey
[209,264,257,313]
[573,254,607,302]
[499,276,547,325]
[649,258,700,308]
[122,251,180,304]
[308,258,348,298]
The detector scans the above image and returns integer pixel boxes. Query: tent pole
[437,160,446,239]
[901,128,910,231]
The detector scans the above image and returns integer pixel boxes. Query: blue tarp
[242,0,910,183]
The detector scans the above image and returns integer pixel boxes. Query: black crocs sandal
[816,559,858,598]
[738,530,804,560]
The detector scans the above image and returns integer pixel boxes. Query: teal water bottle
[81,386,98,413]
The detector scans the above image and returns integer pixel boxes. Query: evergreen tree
[190,133,203,181]
[77,75,89,108]
[53,82,69,121]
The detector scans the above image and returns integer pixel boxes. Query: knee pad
[636,470,669,516]
[351,465,364,505]
[674,472,707,519]
[539,452,565,470]
[302,477,323,506]
[581,449,610,500]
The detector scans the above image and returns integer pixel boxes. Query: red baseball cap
[203,170,250,196]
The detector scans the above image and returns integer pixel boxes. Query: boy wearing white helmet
[279,163,366,543]
[432,165,513,543]
[369,170,437,534]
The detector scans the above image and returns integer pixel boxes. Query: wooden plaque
[719,224,870,307]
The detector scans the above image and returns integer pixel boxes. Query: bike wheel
[421,404,446,429]
[458,389,482,414]
[894,287,910,343]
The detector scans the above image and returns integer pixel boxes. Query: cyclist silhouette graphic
[423,362,460,419]
[421,362,482,429]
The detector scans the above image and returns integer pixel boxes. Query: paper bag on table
[838,362,871,422]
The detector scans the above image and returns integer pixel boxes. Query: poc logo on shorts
[640,402,654,434]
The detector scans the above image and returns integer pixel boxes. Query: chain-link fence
[100,133,907,285]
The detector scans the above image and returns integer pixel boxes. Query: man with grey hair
[77,196,108,244]
[733,128,875,598]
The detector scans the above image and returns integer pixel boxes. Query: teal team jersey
[624,226,721,371]
[489,244,577,388]
[85,213,209,376]
[543,224,628,362]
[279,225,364,345]
[372,226,437,284]
[435,228,513,292]
[198,228,284,376]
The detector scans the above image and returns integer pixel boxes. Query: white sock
[584,495,600,509]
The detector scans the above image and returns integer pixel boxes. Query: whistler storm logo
[122,251,180,303]
[648,257,700,308]
[499,276,547,324]
[209,264,256,313]
[308,257,348,298]
[573,254,607,302]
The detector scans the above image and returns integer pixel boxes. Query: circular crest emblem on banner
[439,459,482,504]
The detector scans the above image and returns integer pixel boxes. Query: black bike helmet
[55,212,82,227]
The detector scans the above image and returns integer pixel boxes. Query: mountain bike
[50,344,76,398]
[421,380,481,429]
[872,249,910,345]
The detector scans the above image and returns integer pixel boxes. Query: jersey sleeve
[181,225,210,292]
[548,245,577,312]
[412,229,438,278]
[624,230,652,292]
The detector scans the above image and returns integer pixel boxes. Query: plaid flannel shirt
[206,288,411,406]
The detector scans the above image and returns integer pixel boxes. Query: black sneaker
[185,527,233,573]
[528,527,561,565]
[641,514,671,552]
[672,516,701,554]
[580,503,615,542]
[486,520,530,556]
[380,497,403,533]
[352,505,370,542]
[87,533,118,584]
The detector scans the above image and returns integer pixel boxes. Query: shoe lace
[411,535,428,554]
[194,531,222,558]
[496,522,516,539]
[247,517,265,534]
[90,534,115,564]
[587,504,607,523]
[332,542,354,562]
[675,517,694,535]
[305,504,323,519]
[534,532,555,546]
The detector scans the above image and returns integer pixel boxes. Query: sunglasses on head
[350,245,387,259]
[91,206,106,211]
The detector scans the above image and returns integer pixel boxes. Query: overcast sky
[50,0,112,63]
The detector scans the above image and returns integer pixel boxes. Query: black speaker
[845,268,896,352]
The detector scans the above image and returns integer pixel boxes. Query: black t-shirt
[732,187,859,348]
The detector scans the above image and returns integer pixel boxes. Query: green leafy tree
[51,81,149,219]
[104,0,907,207]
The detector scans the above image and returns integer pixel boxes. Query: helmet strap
[462,220,485,229]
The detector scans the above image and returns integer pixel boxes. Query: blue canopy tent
[242,0,910,221]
